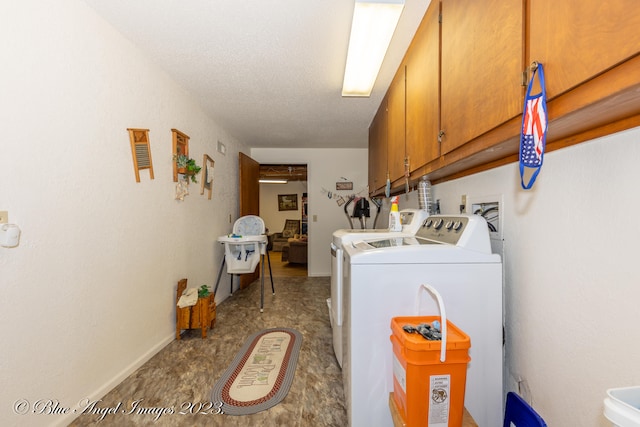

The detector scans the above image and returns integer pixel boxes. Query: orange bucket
[390,285,471,427]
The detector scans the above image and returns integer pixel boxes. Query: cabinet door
[440,0,523,154]
[405,1,441,173]
[387,66,406,184]
[368,97,388,193]
[529,0,640,100]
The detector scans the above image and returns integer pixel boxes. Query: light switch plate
[217,141,226,155]
[0,211,7,224]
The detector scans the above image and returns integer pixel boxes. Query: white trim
[53,333,175,427]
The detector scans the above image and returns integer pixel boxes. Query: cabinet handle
[438,130,445,143]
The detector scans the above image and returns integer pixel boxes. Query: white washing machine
[342,214,503,427]
[329,209,429,368]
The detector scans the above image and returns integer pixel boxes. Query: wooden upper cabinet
[440,0,524,154]
[529,0,640,100]
[368,97,388,193]
[387,66,406,184]
[405,0,441,173]
[368,0,640,190]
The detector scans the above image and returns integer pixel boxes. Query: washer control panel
[416,215,469,245]
[353,214,492,254]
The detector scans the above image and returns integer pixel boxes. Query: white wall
[0,2,246,426]
[3,2,637,427]
[259,181,307,234]
[251,148,369,276]
[427,127,640,426]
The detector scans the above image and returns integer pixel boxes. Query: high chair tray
[218,235,267,244]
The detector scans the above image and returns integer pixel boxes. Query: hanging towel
[177,287,198,308]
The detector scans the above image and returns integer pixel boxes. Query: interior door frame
[238,152,260,289]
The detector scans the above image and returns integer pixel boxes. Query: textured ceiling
[83,0,430,149]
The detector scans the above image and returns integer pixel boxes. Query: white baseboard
[308,272,330,277]
[54,333,175,427]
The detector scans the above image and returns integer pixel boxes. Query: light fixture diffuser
[342,0,405,97]
[259,179,288,184]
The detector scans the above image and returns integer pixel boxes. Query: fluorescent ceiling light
[342,0,405,97]
[259,179,288,184]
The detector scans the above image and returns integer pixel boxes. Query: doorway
[259,164,308,277]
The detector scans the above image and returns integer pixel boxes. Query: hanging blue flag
[519,63,548,189]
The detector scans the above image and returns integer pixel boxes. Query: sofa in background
[271,219,301,252]
[281,237,308,264]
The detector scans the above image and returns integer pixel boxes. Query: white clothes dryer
[342,214,503,427]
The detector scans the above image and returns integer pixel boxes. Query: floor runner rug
[210,327,303,415]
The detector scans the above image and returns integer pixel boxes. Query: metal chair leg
[213,256,226,296]
[266,249,275,294]
[260,253,265,312]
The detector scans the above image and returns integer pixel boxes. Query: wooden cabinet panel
[369,0,640,194]
[440,0,523,154]
[368,98,388,193]
[529,0,640,100]
[405,1,441,173]
[387,66,406,183]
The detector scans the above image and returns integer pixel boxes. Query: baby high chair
[214,215,274,312]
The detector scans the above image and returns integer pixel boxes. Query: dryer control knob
[433,219,444,229]
[453,221,463,231]
[445,221,454,230]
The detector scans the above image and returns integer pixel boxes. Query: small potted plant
[174,154,202,183]
[198,285,211,298]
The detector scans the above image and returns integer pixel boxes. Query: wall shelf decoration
[278,194,298,211]
[127,128,154,182]
[172,128,190,182]
[201,154,215,200]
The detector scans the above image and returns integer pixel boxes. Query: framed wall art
[278,194,298,211]
[127,128,154,182]
[336,181,353,191]
[200,154,214,200]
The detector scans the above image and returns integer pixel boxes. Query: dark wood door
[238,152,260,289]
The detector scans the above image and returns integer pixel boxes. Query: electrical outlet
[0,211,7,224]
[460,195,467,213]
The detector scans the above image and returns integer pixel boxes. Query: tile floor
[69,276,346,427]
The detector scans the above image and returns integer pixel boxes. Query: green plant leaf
[198,285,210,298]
